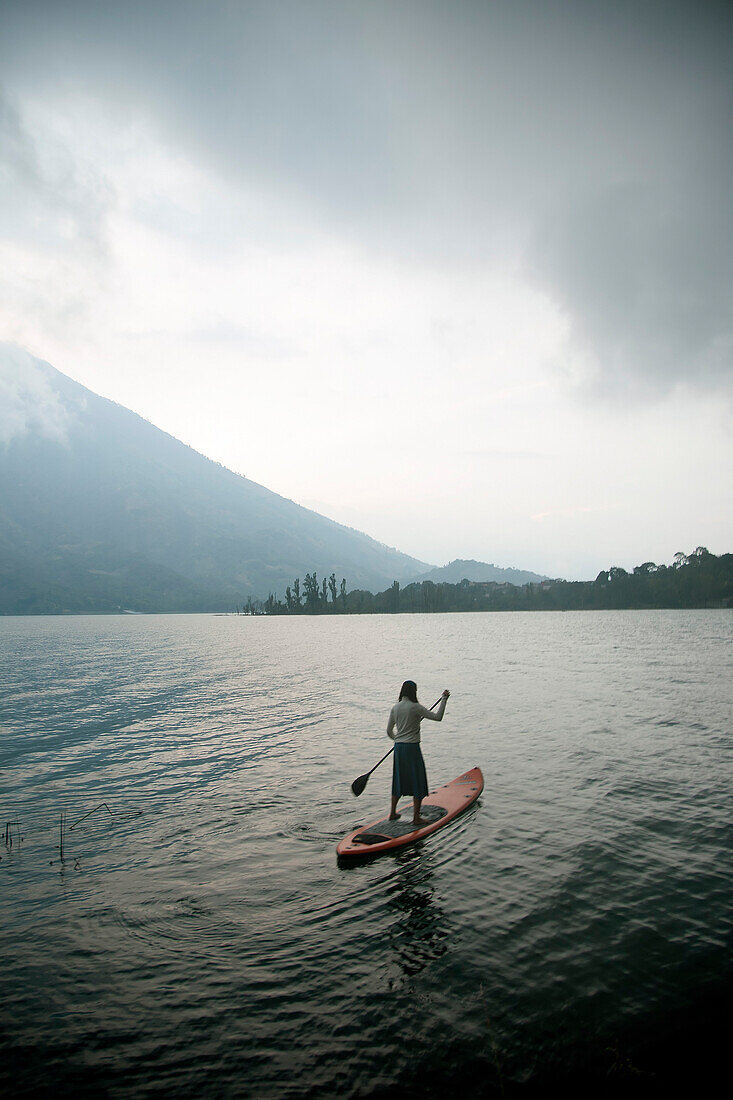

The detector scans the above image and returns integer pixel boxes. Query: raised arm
[419,690,450,721]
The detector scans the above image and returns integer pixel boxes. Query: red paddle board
[337,766,483,860]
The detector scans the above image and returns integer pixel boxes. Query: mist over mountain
[416,559,549,586]
[0,346,430,613]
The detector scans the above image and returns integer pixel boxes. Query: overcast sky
[1,0,731,579]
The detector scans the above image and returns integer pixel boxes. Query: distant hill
[416,559,550,586]
[0,345,430,613]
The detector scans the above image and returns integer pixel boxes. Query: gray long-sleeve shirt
[386,696,447,744]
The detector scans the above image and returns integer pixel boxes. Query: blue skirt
[392,742,429,799]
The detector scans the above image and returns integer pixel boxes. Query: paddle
[351,695,444,796]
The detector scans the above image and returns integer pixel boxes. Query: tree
[321,576,328,605]
[293,577,301,607]
[340,578,347,608]
[329,573,337,603]
[390,579,400,613]
[303,572,320,611]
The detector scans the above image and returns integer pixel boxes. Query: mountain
[416,559,549,586]
[0,345,430,613]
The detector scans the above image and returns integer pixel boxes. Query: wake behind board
[337,766,483,861]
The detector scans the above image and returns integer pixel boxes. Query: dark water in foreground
[1,611,731,1098]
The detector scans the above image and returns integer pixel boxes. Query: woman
[387,681,450,825]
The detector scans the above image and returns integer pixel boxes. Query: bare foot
[388,812,401,820]
[412,817,431,827]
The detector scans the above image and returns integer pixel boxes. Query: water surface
[1,611,731,1097]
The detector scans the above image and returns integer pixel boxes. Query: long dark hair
[399,680,418,703]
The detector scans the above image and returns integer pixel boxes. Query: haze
[1,0,731,579]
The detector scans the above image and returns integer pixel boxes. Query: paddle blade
[351,773,369,797]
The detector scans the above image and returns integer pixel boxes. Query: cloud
[0,86,111,256]
[0,0,731,398]
[0,344,76,445]
[0,86,115,345]
[529,173,733,397]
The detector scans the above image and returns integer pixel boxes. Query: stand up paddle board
[337,766,483,861]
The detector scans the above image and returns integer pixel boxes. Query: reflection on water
[1,610,732,1098]
[387,851,451,980]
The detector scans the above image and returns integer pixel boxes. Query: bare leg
[412,797,430,826]
[389,795,401,820]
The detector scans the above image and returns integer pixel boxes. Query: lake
[1,610,731,1098]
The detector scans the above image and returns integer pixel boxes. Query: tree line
[236,548,732,615]
[237,572,348,615]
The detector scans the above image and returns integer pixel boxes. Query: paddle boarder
[387,681,450,825]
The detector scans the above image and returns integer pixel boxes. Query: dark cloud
[530,173,733,394]
[1,0,731,393]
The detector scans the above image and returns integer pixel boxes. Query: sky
[1,0,731,580]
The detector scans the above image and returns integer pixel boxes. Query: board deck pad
[337,766,483,860]
[353,804,447,844]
